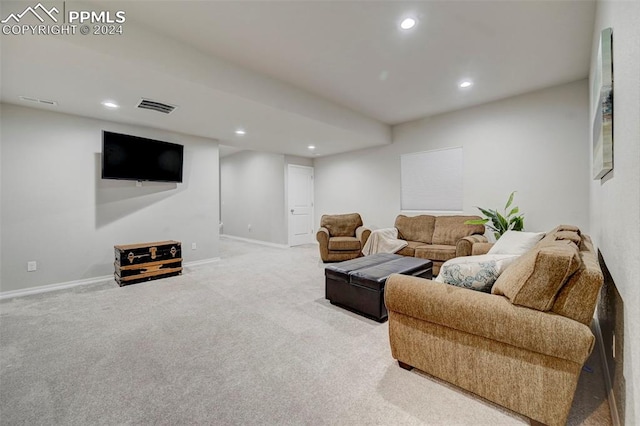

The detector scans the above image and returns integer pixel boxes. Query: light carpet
[0,237,611,425]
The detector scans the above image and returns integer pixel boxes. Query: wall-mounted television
[102,131,184,183]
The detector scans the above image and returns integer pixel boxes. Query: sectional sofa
[385,225,604,426]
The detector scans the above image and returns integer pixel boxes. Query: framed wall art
[592,27,613,180]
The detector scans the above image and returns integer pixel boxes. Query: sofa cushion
[395,240,424,257]
[415,244,456,262]
[435,254,520,292]
[395,215,435,244]
[488,230,545,255]
[492,240,581,311]
[321,213,362,237]
[551,236,604,325]
[554,230,581,245]
[535,228,583,252]
[328,236,361,251]
[557,224,581,235]
[432,216,485,245]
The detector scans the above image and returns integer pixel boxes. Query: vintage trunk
[114,240,182,286]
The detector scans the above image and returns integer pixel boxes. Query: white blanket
[362,228,408,256]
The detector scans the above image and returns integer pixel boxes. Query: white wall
[315,80,590,234]
[221,152,314,246]
[221,151,287,245]
[590,1,640,423]
[0,104,220,293]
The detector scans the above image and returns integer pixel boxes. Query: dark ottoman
[325,253,401,292]
[325,254,433,322]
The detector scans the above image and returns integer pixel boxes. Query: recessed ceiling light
[101,101,119,109]
[459,80,473,89]
[400,18,416,30]
[235,129,246,135]
[308,145,315,150]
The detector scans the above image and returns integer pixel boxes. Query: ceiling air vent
[19,96,58,106]
[137,98,177,114]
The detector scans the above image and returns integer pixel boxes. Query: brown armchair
[316,213,371,262]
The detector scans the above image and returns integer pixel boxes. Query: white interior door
[288,165,314,246]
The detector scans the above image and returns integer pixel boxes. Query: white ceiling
[0,0,596,158]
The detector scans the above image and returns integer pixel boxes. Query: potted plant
[465,191,524,240]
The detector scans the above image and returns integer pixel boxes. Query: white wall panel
[401,147,463,211]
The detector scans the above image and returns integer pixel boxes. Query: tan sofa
[385,225,604,426]
[317,213,371,262]
[394,215,487,274]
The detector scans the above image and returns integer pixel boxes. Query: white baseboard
[0,274,114,301]
[221,234,290,249]
[593,317,621,426]
[0,257,222,301]
[184,257,221,268]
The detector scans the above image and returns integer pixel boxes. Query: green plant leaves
[465,191,525,239]
[505,191,515,210]
[465,219,489,225]
[510,215,524,231]
[495,212,508,231]
[478,207,495,219]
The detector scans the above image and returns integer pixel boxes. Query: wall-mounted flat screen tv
[102,131,184,183]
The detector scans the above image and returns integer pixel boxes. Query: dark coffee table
[325,254,432,322]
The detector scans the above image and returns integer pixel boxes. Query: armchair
[316,213,371,262]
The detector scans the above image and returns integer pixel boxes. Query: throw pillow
[557,224,581,235]
[435,254,519,293]
[555,230,581,245]
[488,230,545,255]
[491,241,581,311]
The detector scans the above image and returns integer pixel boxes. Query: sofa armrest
[472,242,494,255]
[385,274,594,364]
[355,226,371,247]
[393,227,406,241]
[316,227,330,241]
[316,227,330,261]
[456,234,489,257]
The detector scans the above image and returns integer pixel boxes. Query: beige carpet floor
[0,237,612,425]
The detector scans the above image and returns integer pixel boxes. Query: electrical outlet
[27,261,37,272]
[191,242,197,250]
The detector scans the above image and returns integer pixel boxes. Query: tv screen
[102,131,184,183]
